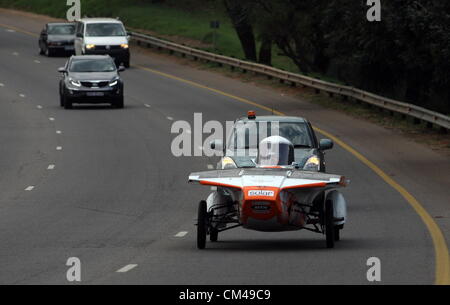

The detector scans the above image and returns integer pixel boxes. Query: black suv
[58,55,125,109]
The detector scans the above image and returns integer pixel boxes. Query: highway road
[0,9,449,285]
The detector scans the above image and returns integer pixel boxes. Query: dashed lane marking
[116,264,138,273]
[175,231,188,237]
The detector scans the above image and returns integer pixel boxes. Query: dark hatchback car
[58,55,125,109]
[39,23,76,56]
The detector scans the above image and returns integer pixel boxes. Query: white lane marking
[47,164,55,170]
[116,264,138,273]
[56,130,62,134]
[144,104,151,108]
[0,83,4,87]
[207,164,214,170]
[37,105,43,109]
[49,117,55,121]
[12,52,19,56]
[167,116,174,121]
[25,186,34,191]
[34,60,41,64]
[56,146,62,151]
[19,94,26,98]
[6,29,15,33]
[175,231,188,238]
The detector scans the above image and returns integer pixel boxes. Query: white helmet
[257,136,295,166]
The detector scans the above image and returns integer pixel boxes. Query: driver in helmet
[257,136,295,167]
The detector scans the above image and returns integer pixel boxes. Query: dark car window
[85,23,126,37]
[48,24,75,35]
[69,59,116,73]
[228,121,313,149]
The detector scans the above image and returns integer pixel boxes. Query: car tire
[325,199,335,248]
[59,93,64,107]
[197,200,208,249]
[210,228,218,242]
[63,96,73,109]
[45,47,53,57]
[334,226,340,241]
[39,46,44,55]
[124,60,130,69]
[113,95,124,109]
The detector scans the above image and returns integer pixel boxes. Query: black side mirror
[127,32,132,37]
[76,33,83,38]
[319,139,334,151]
[58,67,67,73]
[118,66,125,72]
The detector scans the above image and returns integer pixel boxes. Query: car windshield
[69,59,116,73]
[48,24,75,35]
[228,121,313,149]
[85,23,126,37]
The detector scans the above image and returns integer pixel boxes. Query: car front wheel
[63,96,73,109]
[113,95,124,109]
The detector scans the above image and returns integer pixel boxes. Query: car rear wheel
[334,226,340,241]
[325,199,335,248]
[210,228,218,242]
[197,200,208,249]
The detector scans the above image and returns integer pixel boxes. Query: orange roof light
[248,110,256,119]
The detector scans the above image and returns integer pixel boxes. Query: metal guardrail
[130,31,450,131]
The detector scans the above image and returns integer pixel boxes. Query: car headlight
[85,44,95,50]
[221,157,237,169]
[109,79,118,87]
[303,155,320,171]
[69,79,81,87]
[120,44,129,49]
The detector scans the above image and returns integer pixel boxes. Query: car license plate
[65,46,74,51]
[86,92,104,97]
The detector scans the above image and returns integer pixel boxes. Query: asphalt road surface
[0,10,448,285]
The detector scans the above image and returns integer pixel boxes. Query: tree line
[142,0,450,113]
